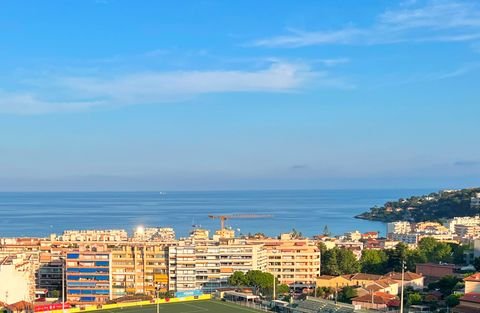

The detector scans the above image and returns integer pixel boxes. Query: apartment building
[344,231,362,242]
[248,233,320,286]
[447,216,480,233]
[387,221,411,236]
[0,254,36,304]
[37,253,63,295]
[414,222,450,234]
[168,237,266,292]
[65,251,112,305]
[58,229,128,242]
[132,227,175,242]
[110,242,173,298]
[455,224,480,239]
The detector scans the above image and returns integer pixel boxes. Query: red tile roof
[344,273,383,281]
[461,293,480,304]
[8,300,34,311]
[385,271,423,281]
[453,304,480,313]
[352,292,397,305]
[464,273,480,282]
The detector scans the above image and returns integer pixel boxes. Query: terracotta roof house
[453,293,480,313]
[351,291,398,311]
[355,278,399,297]
[343,273,383,287]
[384,271,424,290]
[464,273,480,293]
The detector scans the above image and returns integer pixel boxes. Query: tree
[418,237,452,263]
[243,270,276,296]
[277,284,290,295]
[428,275,461,296]
[338,286,357,304]
[445,294,460,307]
[360,249,388,274]
[407,292,422,305]
[406,249,427,272]
[315,288,325,298]
[386,242,408,271]
[337,248,360,274]
[474,257,480,271]
[51,290,60,298]
[291,228,303,239]
[322,248,340,275]
[323,225,331,237]
[451,243,470,265]
[228,271,247,286]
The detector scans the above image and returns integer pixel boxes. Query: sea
[0,189,433,238]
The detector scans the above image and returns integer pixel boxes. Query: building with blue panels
[66,251,112,305]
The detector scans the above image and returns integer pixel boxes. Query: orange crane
[208,214,273,230]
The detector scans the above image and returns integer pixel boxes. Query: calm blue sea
[0,189,433,238]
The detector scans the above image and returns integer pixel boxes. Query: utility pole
[400,260,406,313]
[272,275,276,300]
[155,283,160,313]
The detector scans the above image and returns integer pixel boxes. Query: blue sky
[1,0,480,191]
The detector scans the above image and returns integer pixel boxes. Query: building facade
[66,251,112,305]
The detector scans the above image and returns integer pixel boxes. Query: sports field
[91,300,265,313]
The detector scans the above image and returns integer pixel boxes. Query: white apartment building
[387,222,411,236]
[390,233,419,245]
[344,230,362,242]
[58,229,128,242]
[446,216,480,233]
[0,254,35,304]
[168,238,266,292]
[132,227,176,242]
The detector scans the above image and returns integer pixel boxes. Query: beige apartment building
[110,242,174,298]
[247,233,321,286]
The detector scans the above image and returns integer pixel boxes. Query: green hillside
[356,187,480,222]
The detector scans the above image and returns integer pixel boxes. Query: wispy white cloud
[0,90,104,114]
[316,58,350,67]
[253,0,480,47]
[0,61,347,114]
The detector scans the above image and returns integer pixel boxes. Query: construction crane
[208,214,273,230]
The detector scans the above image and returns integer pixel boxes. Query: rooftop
[461,293,480,304]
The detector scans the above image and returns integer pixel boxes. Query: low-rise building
[464,273,480,293]
[384,271,424,290]
[453,293,480,313]
[416,263,456,282]
[335,241,363,260]
[351,291,398,311]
